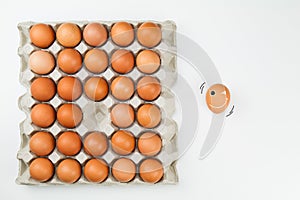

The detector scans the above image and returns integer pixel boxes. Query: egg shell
[137,22,162,48]
[57,76,82,101]
[84,159,108,183]
[111,130,135,155]
[31,104,56,128]
[83,132,108,156]
[137,132,162,156]
[29,158,54,182]
[29,50,55,75]
[29,23,55,48]
[111,22,134,47]
[137,76,161,101]
[57,49,82,74]
[136,50,161,74]
[111,49,135,74]
[84,77,108,101]
[56,23,82,48]
[206,84,230,114]
[83,23,108,47]
[137,104,161,128]
[57,131,82,156]
[57,104,83,128]
[29,132,55,156]
[31,77,56,102]
[110,104,135,128]
[56,159,81,184]
[139,158,164,183]
[84,49,108,74]
[112,158,136,183]
[110,76,134,101]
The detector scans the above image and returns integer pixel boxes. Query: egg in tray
[17,20,178,185]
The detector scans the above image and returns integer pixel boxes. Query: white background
[1,0,300,199]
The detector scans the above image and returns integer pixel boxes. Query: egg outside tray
[17,20,178,185]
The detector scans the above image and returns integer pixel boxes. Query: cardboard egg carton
[17,20,178,185]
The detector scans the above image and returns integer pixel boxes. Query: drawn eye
[206,84,230,114]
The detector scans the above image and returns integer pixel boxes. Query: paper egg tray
[17,20,178,185]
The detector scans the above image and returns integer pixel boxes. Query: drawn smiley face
[206,84,230,114]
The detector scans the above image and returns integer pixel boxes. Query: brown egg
[57,104,83,128]
[111,49,134,74]
[137,76,161,101]
[30,158,54,182]
[57,49,82,74]
[57,131,82,156]
[56,159,81,183]
[111,76,134,101]
[139,158,163,183]
[57,76,82,101]
[56,23,81,48]
[31,77,56,102]
[112,158,136,183]
[111,130,135,155]
[83,132,108,156]
[138,132,162,156]
[110,104,135,128]
[31,104,56,128]
[29,23,55,48]
[84,77,108,101]
[111,22,134,47]
[83,23,107,47]
[29,50,55,75]
[30,132,55,156]
[84,49,108,73]
[136,50,160,74]
[84,159,108,183]
[137,22,162,48]
[206,84,230,114]
[137,104,161,128]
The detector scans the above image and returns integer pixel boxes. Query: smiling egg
[206,84,230,114]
